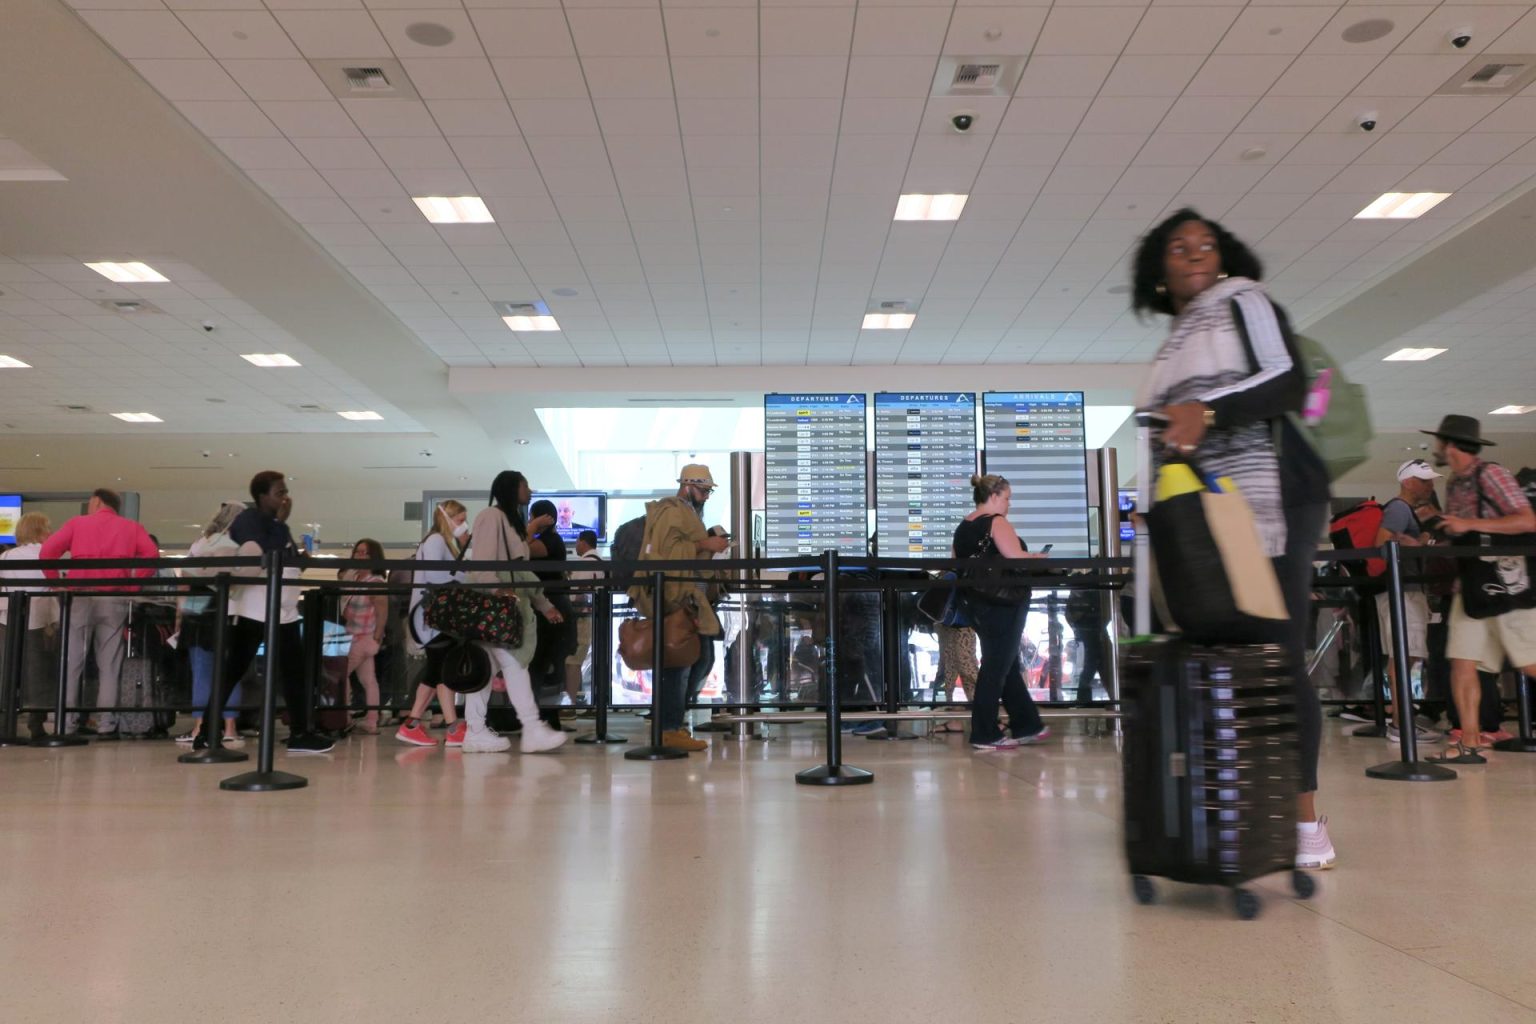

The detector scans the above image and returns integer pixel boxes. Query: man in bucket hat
[1419,416,1536,764]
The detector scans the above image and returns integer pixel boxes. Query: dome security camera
[1449,28,1472,48]
[950,113,975,133]
[1357,114,1378,132]
[202,321,216,332]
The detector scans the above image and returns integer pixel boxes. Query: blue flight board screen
[873,392,977,557]
[764,393,868,556]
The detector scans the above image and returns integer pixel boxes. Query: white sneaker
[461,729,512,754]
[1386,723,1442,744]
[1296,816,1337,870]
[520,721,568,754]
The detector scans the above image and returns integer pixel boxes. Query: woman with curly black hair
[1130,209,1335,870]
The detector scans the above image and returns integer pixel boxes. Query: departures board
[980,392,1091,558]
[873,392,978,557]
[764,393,868,556]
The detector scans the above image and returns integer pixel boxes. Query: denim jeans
[190,643,242,721]
[968,600,1044,744]
[661,640,715,731]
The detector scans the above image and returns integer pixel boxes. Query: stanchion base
[0,734,33,748]
[796,763,874,786]
[575,732,628,745]
[623,744,689,761]
[220,769,308,792]
[694,719,733,733]
[179,746,250,764]
[1492,736,1536,753]
[1365,759,1458,781]
[1350,724,1387,738]
[31,735,89,748]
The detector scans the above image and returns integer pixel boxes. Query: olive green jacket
[626,496,721,636]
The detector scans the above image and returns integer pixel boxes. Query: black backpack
[609,514,646,590]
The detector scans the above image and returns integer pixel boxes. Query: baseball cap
[1397,459,1441,482]
[678,463,716,489]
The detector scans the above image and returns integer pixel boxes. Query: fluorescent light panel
[84,261,168,283]
[1383,347,1446,361]
[894,193,968,221]
[1490,405,1534,415]
[0,355,31,369]
[240,353,301,368]
[1354,193,1452,220]
[337,410,383,421]
[503,315,561,331]
[111,412,163,423]
[862,313,916,329]
[412,196,493,224]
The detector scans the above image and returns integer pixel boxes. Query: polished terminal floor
[3,717,1534,1024]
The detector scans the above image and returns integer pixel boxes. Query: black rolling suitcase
[119,601,175,738]
[1121,415,1315,919]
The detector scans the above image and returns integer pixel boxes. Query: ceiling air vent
[932,55,1027,98]
[1438,56,1536,96]
[953,64,1002,90]
[874,299,913,313]
[493,300,550,317]
[311,59,419,101]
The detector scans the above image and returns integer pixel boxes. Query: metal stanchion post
[1492,670,1536,752]
[0,592,30,746]
[1350,590,1389,738]
[180,575,247,765]
[1367,541,1456,781]
[868,577,912,742]
[797,550,873,786]
[576,588,625,745]
[221,551,307,791]
[33,592,87,748]
[624,571,687,760]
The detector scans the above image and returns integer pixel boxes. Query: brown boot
[661,729,708,752]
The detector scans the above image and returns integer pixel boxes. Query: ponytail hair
[971,473,1009,505]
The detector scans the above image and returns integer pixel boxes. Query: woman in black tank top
[954,475,1050,751]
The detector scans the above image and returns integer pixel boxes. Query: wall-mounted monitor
[0,495,20,545]
[981,392,1091,558]
[531,491,608,543]
[873,392,978,557]
[764,393,868,556]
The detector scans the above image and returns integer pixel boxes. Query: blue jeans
[969,600,1044,744]
[661,642,715,731]
[190,643,241,721]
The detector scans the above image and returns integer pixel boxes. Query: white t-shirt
[0,544,59,629]
[409,532,466,645]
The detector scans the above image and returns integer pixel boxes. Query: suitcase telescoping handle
[1132,412,1168,637]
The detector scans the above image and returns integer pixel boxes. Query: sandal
[1427,743,1486,765]
[932,722,961,734]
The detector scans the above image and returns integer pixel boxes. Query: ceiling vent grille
[97,298,164,315]
[932,55,1027,97]
[312,59,419,101]
[1437,55,1536,96]
[953,64,1002,90]
[874,299,913,313]
[493,300,551,317]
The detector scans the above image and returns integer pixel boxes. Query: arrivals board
[764,393,868,556]
[981,392,1091,557]
[873,392,978,557]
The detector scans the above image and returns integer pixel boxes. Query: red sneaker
[394,721,436,747]
[443,720,467,747]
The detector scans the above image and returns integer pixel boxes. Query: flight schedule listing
[764,393,868,556]
[981,392,1091,558]
[873,393,978,557]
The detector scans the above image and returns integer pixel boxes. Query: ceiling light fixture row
[1355,193,1452,219]
[0,355,31,369]
[337,410,383,421]
[111,412,163,423]
[413,196,494,224]
[1490,405,1534,415]
[1383,347,1447,361]
[84,261,168,283]
[240,353,301,368]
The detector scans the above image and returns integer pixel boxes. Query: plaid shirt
[1446,459,1532,521]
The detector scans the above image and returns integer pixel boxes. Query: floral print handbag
[421,585,524,648]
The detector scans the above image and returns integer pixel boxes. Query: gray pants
[64,596,129,733]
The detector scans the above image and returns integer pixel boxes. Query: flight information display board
[873,392,978,557]
[764,393,868,556]
[981,392,1091,557]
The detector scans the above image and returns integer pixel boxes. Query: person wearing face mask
[397,501,472,747]
[628,465,730,753]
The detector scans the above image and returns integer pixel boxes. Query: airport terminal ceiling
[3,0,1536,540]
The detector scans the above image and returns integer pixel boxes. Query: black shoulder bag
[1456,463,1536,620]
[960,515,1034,607]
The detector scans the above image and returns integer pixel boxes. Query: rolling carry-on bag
[1120,414,1315,919]
[118,601,174,738]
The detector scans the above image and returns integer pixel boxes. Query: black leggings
[1273,502,1327,794]
[202,617,305,741]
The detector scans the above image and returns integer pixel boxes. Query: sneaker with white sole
[971,736,1020,751]
[461,729,512,754]
[1296,816,1337,870]
[1012,726,1052,745]
[1386,723,1442,744]
[519,721,567,754]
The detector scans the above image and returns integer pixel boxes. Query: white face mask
[452,521,469,539]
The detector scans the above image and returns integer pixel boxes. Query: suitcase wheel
[1131,875,1156,906]
[1291,870,1316,901]
[1233,889,1261,921]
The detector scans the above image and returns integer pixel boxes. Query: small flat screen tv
[0,495,20,545]
[532,491,608,543]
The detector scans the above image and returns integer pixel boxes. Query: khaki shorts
[1375,590,1429,660]
[566,615,592,667]
[1447,596,1536,674]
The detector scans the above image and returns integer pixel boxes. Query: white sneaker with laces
[520,721,568,754]
[461,728,512,754]
[1296,816,1337,870]
[1386,723,1442,744]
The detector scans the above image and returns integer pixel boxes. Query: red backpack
[1329,500,1386,578]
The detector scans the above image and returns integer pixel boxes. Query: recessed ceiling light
[894,193,968,221]
[1383,347,1446,361]
[111,412,163,423]
[0,355,31,369]
[514,438,531,445]
[1355,192,1452,220]
[412,196,493,224]
[1490,405,1534,415]
[85,261,169,283]
[503,314,561,331]
[862,313,916,329]
[337,410,383,421]
[240,353,301,368]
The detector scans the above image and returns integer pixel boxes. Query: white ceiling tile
[1216,6,1336,56]
[840,97,927,134]
[1185,55,1293,96]
[943,7,1046,53]
[259,100,362,137]
[1269,55,1383,98]
[1014,54,1116,97]
[1099,55,1203,97]
[567,8,666,56]
[1237,95,1338,133]
[174,100,281,137]
[179,10,304,58]
[340,98,441,136]
[1035,7,1144,56]
[371,10,485,58]
[761,56,850,98]
[510,98,601,135]
[684,134,759,167]
[1397,6,1526,54]
[997,97,1092,133]
[449,135,535,169]
[372,135,459,168]
[270,10,390,57]
[1308,7,1437,55]
[1355,129,1460,164]
[1126,7,1240,55]
[425,99,521,136]
[1159,95,1255,133]
[1080,96,1175,133]
[130,58,245,101]
[401,57,504,99]
[1353,54,1470,96]
[213,136,312,169]
[852,7,954,55]
[244,166,336,197]
[595,98,682,136]
[1396,95,1507,132]
[1134,131,1227,165]
[470,9,575,57]
[677,98,759,135]
[670,56,756,98]
[78,11,209,58]
[665,7,758,56]
[763,97,843,135]
[1475,96,1536,132]
[320,168,409,196]
[845,55,933,97]
[220,58,332,100]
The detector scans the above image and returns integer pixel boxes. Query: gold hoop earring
[1154,282,1167,296]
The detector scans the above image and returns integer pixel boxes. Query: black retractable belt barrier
[576,589,626,745]
[33,593,87,749]
[624,571,687,761]
[1367,542,1456,782]
[180,575,248,765]
[797,550,873,786]
[222,551,307,791]
[0,592,29,746]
